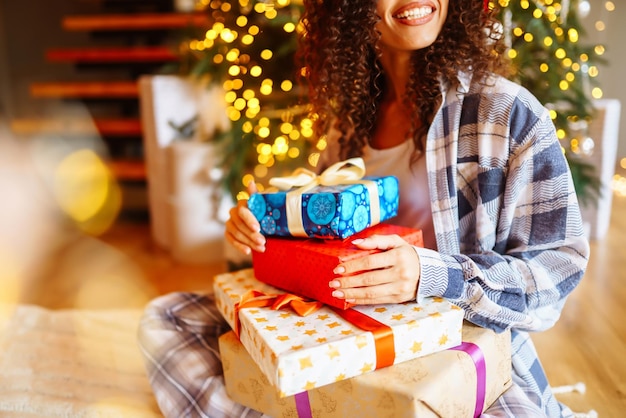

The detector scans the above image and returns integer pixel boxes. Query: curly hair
[298,0,509,158]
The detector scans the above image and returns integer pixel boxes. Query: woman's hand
[225,182,266,255]
[328,234,421,305]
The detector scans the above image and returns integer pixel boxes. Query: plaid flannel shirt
[416,73,589,415]
[312,72,587,415]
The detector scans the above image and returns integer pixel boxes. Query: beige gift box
[220,321,512,418]
[213,269,465,397]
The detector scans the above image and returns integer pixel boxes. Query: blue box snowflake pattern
[247,176,399,239]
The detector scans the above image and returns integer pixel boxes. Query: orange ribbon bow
[232,290,324,337]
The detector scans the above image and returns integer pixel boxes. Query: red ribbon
[329,307,396,369]
[233,290,396,370]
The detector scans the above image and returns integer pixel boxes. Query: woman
[139,1,589,416]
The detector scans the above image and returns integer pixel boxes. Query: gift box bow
[264,157,381,237]
[233,288,396,370]
[232,290,323,337]
[269,157,368,190]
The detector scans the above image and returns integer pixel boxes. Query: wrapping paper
[220,321,512,418]
[252,223,424,309]
[247,174,399,239]
[213,269,464,397]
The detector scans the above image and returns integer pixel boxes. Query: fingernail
[329,280,341,288]
[332,290,344,299]
[352,238,364,245]
[333,265,345,274]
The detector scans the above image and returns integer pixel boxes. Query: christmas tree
[177,0,607,205]
[495,0,606,207]
[175,0,312,201]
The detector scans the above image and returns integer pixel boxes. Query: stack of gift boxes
[213,160,513,417]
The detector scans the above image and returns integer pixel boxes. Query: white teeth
[394,6,433,20]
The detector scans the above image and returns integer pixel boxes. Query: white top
[362,140,437,250]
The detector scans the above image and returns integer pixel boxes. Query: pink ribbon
[293,341,487,418]
[450,342,487,418]
[294,392,312,418]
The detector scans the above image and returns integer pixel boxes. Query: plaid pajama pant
[137,292,569,418]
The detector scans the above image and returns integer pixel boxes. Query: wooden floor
[12,191,626,417]
[532,194,626,417]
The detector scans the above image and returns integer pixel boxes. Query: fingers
[225,211,265,255]
[330,277,417,305]
[329,243,420,305]
[350,234,406,251]
[332,251,394,280]
[224,183,266,254]
[338,235,406,275]
[247,180,259,195]
[333,285,416,305]
[225,229,261,255]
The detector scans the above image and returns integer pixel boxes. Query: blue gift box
[247,175,399,239]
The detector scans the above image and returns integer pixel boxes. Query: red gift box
[252,223,423,309]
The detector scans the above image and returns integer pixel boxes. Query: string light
[183,0,317,197]
[501,0,613,136]
[495,1,619,202]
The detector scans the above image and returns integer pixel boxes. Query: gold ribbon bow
[268,158,380,237]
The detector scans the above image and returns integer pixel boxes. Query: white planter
[165,140,230,265]
[579,99,621,240]
[139,75,232,263]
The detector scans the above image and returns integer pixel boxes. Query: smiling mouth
[393,6,434,20]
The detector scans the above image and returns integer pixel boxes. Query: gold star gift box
[213,268,465,397]
[219,321,512,417]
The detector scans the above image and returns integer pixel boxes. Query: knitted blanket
[0,304,162,417]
